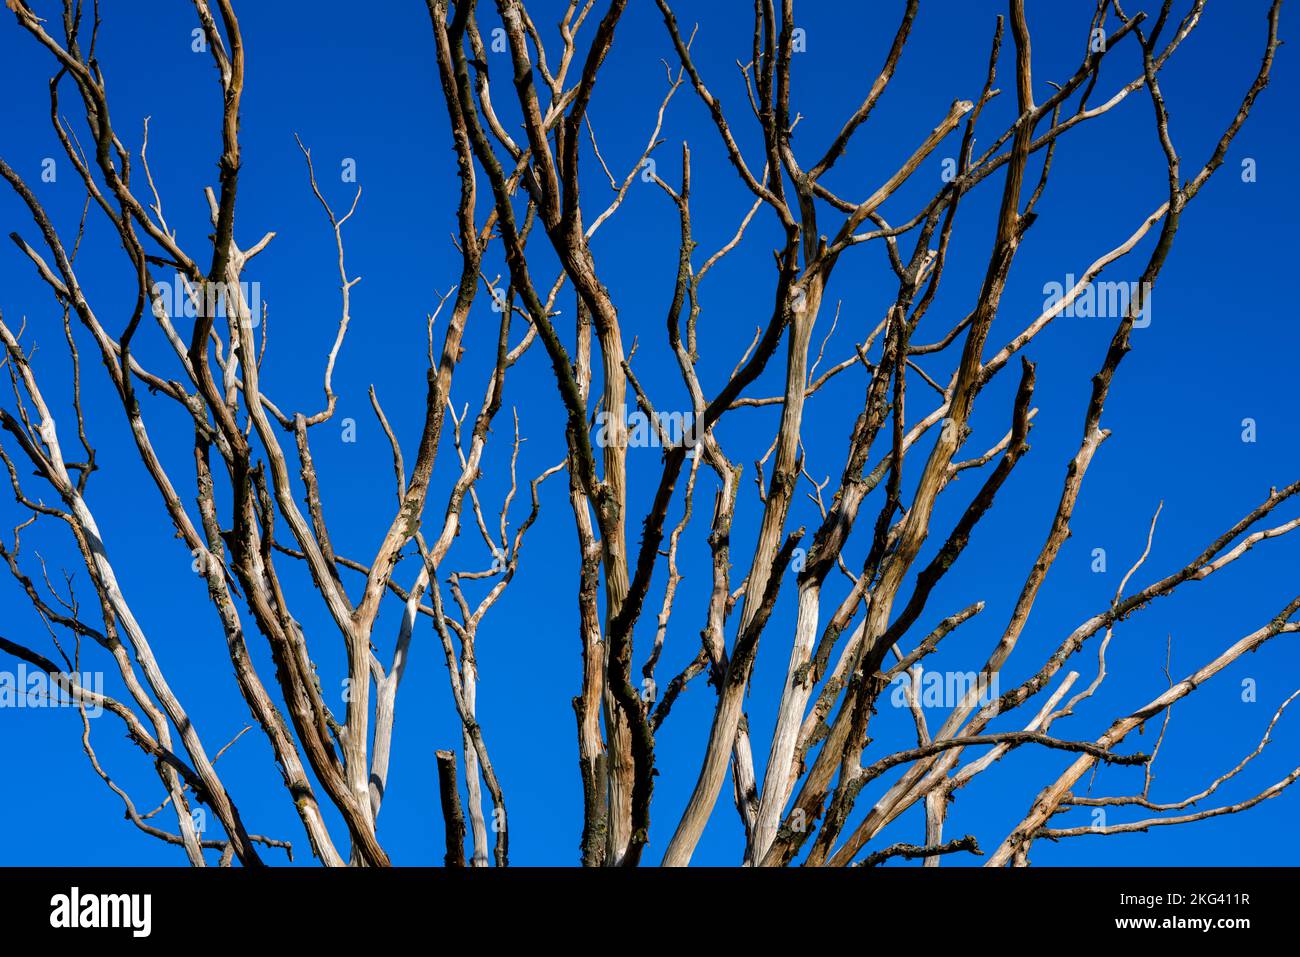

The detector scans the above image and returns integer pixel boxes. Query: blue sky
[0,0,1297,867]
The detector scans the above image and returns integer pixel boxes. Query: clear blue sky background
[1,0,1296,867]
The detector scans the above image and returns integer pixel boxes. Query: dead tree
[0,0,1295,868]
